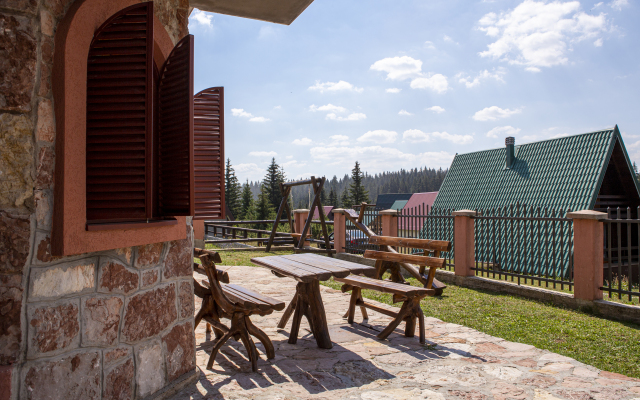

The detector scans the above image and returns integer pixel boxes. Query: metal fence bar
[601,206,640,302]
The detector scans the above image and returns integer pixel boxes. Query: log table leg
[286,280,333,349]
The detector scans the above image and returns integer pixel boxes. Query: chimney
[505,136,515,169]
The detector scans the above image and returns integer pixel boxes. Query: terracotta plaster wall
[0,1,195,399]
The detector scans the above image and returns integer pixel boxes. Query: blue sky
[188,0,639,183]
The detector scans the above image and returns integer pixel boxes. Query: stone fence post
[567,210,607,301]
[293,209,309,234]
[380,209,399,238]
[452,210,476,277]
[332,209,347,253]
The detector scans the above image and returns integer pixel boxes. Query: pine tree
[320,187,327,205]
[328,187,338,207]
[239,181,255,220]
[348,161,369,205]
[224,158,242,218]
[263,158,286,211]
[255,184,274,229]
[341,190,351,209]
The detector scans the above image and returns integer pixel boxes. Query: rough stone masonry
[0,0,195,399]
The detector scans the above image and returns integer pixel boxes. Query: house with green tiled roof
[423,126,640,278]
[432,126,640,214]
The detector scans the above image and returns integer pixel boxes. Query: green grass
[203,250,640,378]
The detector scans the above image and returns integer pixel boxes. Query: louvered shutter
[157,35,195,216]
[86,3,154,222]
[193,87,225,220]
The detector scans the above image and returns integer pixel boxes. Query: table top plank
[250,256,321,282]
[293,254,376,276]
[265,257,334,281]
[280,254,352,278]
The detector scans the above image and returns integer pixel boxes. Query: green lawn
[207,249,640,379]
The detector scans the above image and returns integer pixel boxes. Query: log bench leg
[207,312,261,372]
[287,280,332,349]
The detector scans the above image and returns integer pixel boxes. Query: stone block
[163,321,195,382]
[98,260,139,295]
[142,268,159,288]
[103,357,134,400]
[121,284,177,343]
[44,0,74,17]
[38,61,51,97]
[29,259,96,300]
[0,274,22,364]
[114,247,133,265]
[0,13,36,112]
[178,280,194,319]
[27,300,79,357]
[34,190,51,230]
[40,10,54,36]
[0,365,13,400]
[23,351,101,400]
[34,232,52,263]
[0,212,30,274]
[136,340,165,398]
[36,99,54,143]
[0,113,35,210]
[82,296,123,347]
[164,236,193,279]
[104,346,132,367]
[134,242,164,269]
[35,146,54,190]
[1,0,37,14]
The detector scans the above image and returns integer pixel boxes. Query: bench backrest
[368,235,451,252]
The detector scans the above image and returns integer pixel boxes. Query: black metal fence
[399,206,455,271]
[473,205,574,291]
[603,207,640,302]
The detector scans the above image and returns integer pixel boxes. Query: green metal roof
[432,126,640,213]
[390,200,408,211]
[375,193,413,210]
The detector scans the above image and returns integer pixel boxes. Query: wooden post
[293,209,310,246]
[567,210,606,301]
[380,209,399,237]
[452,210,476,277]
[333,209,347,253]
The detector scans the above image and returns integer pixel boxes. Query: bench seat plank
[226,283,286,311]
[335,275,434,297]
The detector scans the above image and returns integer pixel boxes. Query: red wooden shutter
[86,3,154,222]
[193,87,225,220]
[157,35,195,216]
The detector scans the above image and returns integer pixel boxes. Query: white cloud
[234,163,263,182]
[326,112,366,121]
[232,108,269,122]
[486,126,521,138]
[308,80,363,93]
[309,145,454,171]
[424,40,436,49]
[292,138,313,146]
[189,9,213,27]
[410,74,449,93]
[370,56,423,81]
[309,104,347,113]
[594,38,603,47]
[443,34,458,44]
[457,68,506,88]
[426,106,446,114]
[473,106,522,121]
[478,1,609,71]
[610,0,629,10]
[403,129,474,145]
[285,155,294,159]
[329,135,350,146]
[249,151,277,157]
[398,110,413,116]
[386,88,402,93]
[259,25,278,39]
[274,105,282,110]
[282,160,307,168]
[357,130,398,144]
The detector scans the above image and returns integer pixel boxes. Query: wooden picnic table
[250,253,375,349]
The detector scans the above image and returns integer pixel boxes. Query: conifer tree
[263,158,286,211]
[239,181,255,220]
[224,158,242,218]
[341,190,351,209]
[348,161,369,205]
[255,184,274,229]
[328,187,338,207]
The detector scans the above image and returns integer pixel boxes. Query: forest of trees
[225,158,447,219]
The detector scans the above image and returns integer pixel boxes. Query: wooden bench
[193,248,285,372]
[336,235,450,343]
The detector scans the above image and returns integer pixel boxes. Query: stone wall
[0,1,194,399]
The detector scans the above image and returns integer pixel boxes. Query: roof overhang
[189,0,314,25]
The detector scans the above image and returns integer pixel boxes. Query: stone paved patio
[172,265,640,400]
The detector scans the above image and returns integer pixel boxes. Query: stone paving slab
[172,266,640,400]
